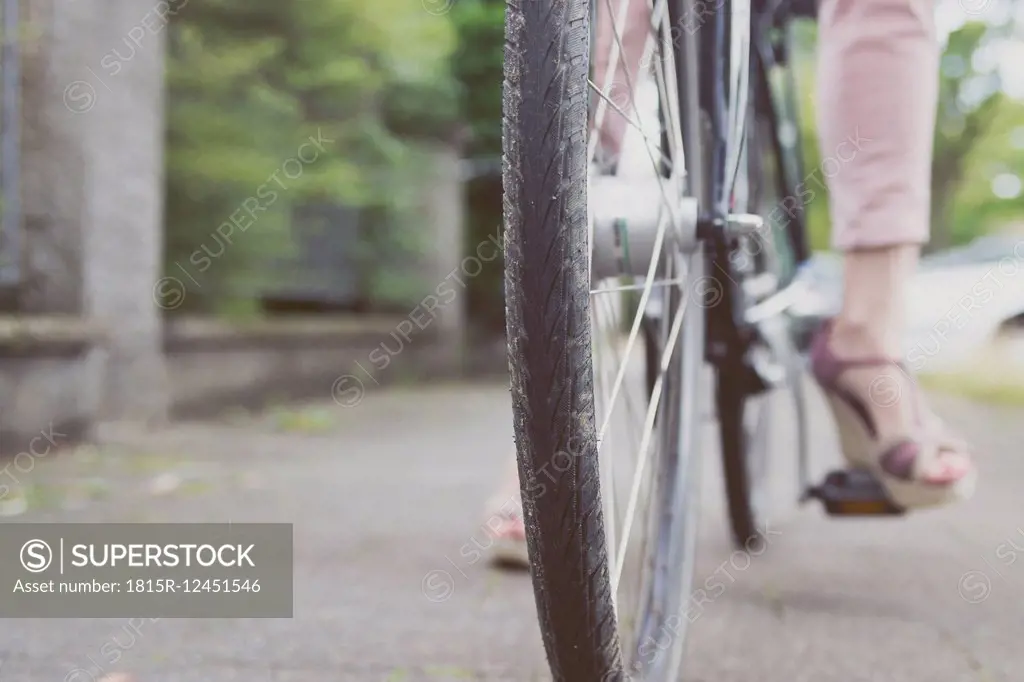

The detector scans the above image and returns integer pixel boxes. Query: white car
[905,254,1024,372]
[789,241,1024,372]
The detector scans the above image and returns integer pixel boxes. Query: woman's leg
[814,0,972,490]
[485,450,529,567]
[591,0,652,165]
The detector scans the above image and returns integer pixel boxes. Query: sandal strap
[809,320,910,388]
[877,433,972,482]
[877,438,937,480]
[878,440,921,481]
[811,320,974,479]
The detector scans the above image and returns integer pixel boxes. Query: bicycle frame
[700,0,812,369]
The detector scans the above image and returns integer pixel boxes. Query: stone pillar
[422,141,467,373]
[21,0,169,423]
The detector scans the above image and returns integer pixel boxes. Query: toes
[491,515,526,541]
[921,452,972,484]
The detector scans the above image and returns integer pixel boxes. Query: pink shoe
[489,507,529,570]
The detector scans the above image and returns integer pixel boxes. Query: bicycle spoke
[589,277,687,295]
[586,0,706,673]
[610,289,688,592]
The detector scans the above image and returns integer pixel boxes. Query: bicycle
[499,0,905,679]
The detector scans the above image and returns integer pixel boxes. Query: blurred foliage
[164,0,458,314]
[952,99,1024,242]
[448,0,507,335]
[932,20,1017,249]
[789,20,828,251]
[450,0,505,157]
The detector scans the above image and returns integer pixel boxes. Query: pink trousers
[592,0,939,250]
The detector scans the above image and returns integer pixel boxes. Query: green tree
[931,22,1006,250]
[164,0,457,313]
[950,99,1024,242]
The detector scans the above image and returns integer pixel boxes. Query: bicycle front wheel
[502,0,712,679]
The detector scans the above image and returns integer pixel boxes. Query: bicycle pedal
[801,468,906,517]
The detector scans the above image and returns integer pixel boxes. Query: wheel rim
[586,0,708,677]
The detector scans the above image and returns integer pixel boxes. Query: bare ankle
[836,245,918,358]
[830,319,899,358]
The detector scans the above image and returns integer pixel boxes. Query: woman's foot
[810,319,976,509]
[485,455,530,570]
[489,505,529,570]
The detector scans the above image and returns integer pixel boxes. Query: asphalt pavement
[0,378,1020,681]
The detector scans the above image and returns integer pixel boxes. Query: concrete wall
[0,318,101,459]
[163,317,429,418]
[0,315,505,457]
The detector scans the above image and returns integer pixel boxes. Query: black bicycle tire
[502,0,620,679]
[502,0,710,679]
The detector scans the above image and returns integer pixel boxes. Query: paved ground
[0,377,1021,681]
